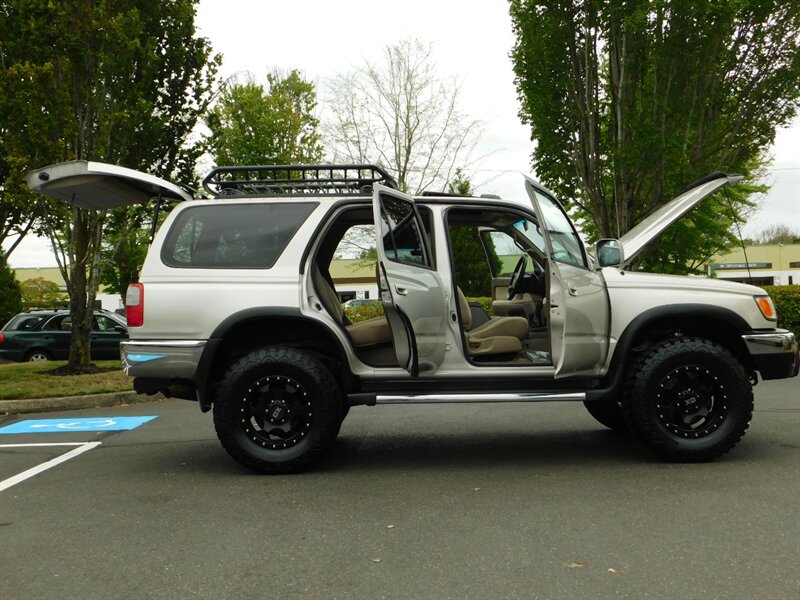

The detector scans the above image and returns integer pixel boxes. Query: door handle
[395,285,408,296]
[568,286,578,296]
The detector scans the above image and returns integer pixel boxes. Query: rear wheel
[213,347,341,474]
[623,337,753,462]
[26,350,52,362]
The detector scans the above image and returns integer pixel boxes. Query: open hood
[618,172,742,267]
[25,160,192,210]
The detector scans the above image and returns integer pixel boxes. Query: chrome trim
[375,392,585,404]
[124,340,206,348]
[741,331,798,355]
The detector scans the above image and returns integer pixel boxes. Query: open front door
[525,178,610,378]
[372,184,448,375]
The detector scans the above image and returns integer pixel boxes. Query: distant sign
[712,262,772,270]
[0,416,157,434]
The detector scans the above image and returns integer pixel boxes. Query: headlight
[754,295,777,321]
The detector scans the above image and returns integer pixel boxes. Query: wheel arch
[609,304,755,372]
[195,308,354,411]
[590,304,754,402]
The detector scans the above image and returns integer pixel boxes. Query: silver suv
[28,161,799,473]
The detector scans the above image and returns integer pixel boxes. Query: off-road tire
[213,347,341,474]
[583,400,627,432]
[623,337,753,462]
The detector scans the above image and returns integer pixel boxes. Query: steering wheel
[507,255,528,300]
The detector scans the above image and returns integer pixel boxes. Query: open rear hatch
[25,160,192,209]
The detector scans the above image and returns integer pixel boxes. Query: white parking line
[0,442,102,492]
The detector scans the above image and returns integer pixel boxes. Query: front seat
[312,265,393,348]
[457,287,529,358]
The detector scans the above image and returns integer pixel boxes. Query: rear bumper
[742,330,799,380]
[121,339,205,380]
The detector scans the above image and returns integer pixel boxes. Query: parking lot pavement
[0,379,798,599]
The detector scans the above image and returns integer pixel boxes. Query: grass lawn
[0,360,133,400]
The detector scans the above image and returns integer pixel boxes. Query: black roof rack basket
[202,164,399,197]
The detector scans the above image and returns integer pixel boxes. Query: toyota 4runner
[27,161,799,473]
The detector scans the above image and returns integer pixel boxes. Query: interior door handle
[568,286,578,296]
[395,285,408,296]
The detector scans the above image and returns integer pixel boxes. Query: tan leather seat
[457,287,529,357]
[313,266,392,347]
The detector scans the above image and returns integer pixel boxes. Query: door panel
[372,185,448,375]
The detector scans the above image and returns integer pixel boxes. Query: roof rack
[202,164,399,197]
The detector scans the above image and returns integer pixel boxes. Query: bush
[465,296,493,316]
[763,285,800,339]
[344,302,385,324]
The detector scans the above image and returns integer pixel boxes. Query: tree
[19,277,68,310]
[749,224,800,245]
[447,170,502,297]
[206,70,324,166]
[0,260,22,326]
[1,0,220,369]
[326,38,482,194]
[509,1,800,274]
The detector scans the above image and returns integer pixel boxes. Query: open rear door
[372,184,447,375]
[26,160,192,209]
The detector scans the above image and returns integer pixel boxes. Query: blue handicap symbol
[0,416,157,434]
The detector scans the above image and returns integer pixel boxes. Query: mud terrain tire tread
[213,347,340,474]
[623,337,753,462]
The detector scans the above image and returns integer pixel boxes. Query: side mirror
[596,239,624,267]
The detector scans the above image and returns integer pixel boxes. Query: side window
[378,195,431,268]
[94,315,120,332]
[485,231,525,277]
[162,202,318,269]
[43,315,69,331]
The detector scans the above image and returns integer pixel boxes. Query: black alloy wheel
[623,337,753,462]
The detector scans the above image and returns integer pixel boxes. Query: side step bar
[347,391,585,407]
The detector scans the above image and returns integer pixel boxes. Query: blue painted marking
[126,354,167,363]
[0,416,157,434]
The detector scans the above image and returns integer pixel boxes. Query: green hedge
[344,303,385,324]
[763,285,800,339]
[465,296,493,316]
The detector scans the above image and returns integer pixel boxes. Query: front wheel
[213,347,341,474]
[623,338,753,462]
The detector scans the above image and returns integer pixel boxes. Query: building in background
[706,244,800,286]
[12,267,123,311]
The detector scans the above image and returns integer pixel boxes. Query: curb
[0,391,165,415]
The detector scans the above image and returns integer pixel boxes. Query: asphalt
[0,390,163,415]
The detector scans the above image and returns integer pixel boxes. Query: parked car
[26,161,799,473]
[0,309,128,362]
[343,298,381,308]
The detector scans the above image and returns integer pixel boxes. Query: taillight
[0,332,5,344]
[126,283,144,327]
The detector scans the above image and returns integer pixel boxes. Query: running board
[347,391,585,406]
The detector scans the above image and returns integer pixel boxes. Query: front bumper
[742,330,799,380]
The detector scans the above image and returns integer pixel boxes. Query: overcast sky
[5,0,798,267]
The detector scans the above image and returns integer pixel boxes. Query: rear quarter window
[161,202,317,269]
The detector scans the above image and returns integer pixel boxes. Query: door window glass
[378,195,430,268]
[529,189,587,267]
